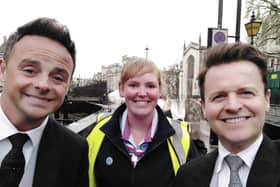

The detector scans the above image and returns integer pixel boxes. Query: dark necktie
[0,133,29,187]
[225,155,244,187]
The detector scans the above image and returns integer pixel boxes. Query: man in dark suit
[173,43,280,187]
[0,18,88,187]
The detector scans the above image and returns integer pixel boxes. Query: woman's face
[119,72,161,118]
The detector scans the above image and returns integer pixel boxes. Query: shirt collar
[0,104,48,147]
[24,117,48,148]
[120,109,158,142]
[215,134,263,173]
[238,134,263,168]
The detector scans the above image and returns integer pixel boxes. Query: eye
[148,84,156,88]
[52,74,66,83]
[212,94,225,102]
[240,91,254,97]
[128,83,137,88]
[22,66,36,76]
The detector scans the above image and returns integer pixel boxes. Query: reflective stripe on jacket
[87,115,190,187]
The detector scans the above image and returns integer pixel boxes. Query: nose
[224,93,242,113]
[34,75,50,93]
[137,86,147,96]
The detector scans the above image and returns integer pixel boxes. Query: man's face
[0,35,73,128]
[201,61,270,153]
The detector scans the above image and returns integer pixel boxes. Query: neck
[126,115,153,146]
[14,120,43,131]
[126,112,153,131]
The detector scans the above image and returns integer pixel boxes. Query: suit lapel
[186,149,217,186]
[199,149,218,186]
[32,120,62,187]
[247,135,280,187]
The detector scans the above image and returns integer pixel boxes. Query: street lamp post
[145,45,149,60]
[245,11,262,45]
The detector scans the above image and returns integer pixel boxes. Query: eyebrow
[19,58,40,67]
[20,58,70,78]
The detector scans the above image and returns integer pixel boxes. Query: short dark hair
[198,42,268,101]
[3,17,76,73]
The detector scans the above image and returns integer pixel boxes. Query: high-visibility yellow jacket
[87,104,194,187]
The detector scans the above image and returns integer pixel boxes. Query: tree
[245,0,280,58]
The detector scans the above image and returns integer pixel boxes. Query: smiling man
[173,42,280,187]
[0,18,88,187]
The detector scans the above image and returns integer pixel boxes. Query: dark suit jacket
[173,135,280,187]
[32,118,89,187]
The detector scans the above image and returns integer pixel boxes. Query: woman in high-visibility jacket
[86,58,201,187]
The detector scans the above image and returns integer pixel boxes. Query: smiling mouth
[26,94,52,102]
[222,116,250,123]
[134,100,150,103]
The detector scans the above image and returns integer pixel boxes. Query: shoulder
[261,135,280,152]
[272,139,280,153]
[181,152,212,170]
[178,149,217,175]
[174,151,217,186]
[253,135,280,164]
[168,118,190,135]
[46,118,87,148]
[79,113,112,137]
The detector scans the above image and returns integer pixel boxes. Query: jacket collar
[101,104,175,152]
[246,135,280,187]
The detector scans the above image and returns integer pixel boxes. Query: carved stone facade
[177,41,207,139]
[98,56,137,93]
[179,42,206,121]
[162,64,180,99]
[100,63,122,92]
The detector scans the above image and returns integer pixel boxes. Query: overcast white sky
[0,0,248,78]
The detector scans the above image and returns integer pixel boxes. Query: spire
[199,33,201,48]
[145,45,149,60]
[183,40,186,55]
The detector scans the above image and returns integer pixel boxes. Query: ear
[265,89,271,112]
[0,59,7,82]
[118,84,124,97]
[200,99,207,119]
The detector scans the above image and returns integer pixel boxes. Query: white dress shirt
[0,106,48,187]
[210,134,263,187]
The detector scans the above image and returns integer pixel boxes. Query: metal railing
[267,104,280,116]
[265,104,280,127]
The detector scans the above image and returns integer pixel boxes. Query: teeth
[224,117,246,123]
[28,95,50,102]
